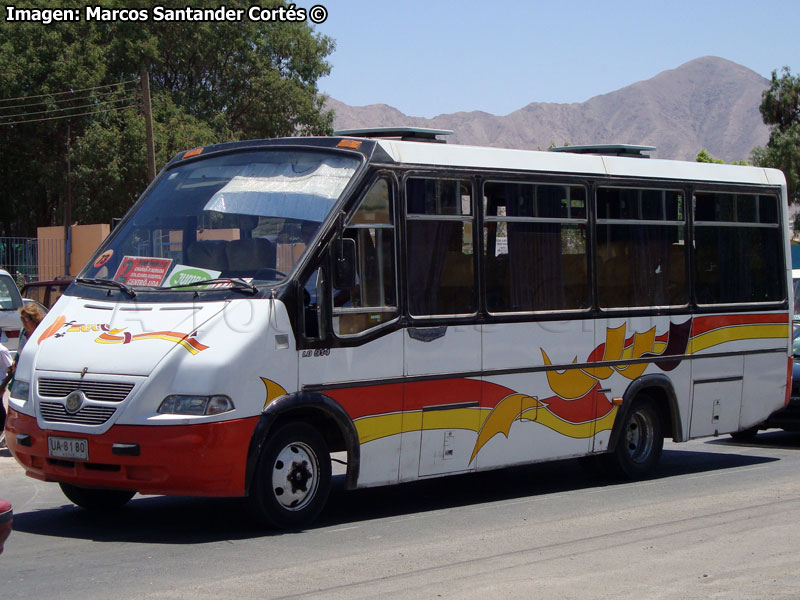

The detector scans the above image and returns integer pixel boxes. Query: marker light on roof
[183,147,204,158]
[337,139,362,149]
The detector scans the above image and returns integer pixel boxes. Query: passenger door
[400,176,482,479]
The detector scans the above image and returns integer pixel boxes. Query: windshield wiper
[75,277,137,298]
[161,277,259,295]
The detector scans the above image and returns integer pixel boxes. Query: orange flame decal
[38,314,66,344]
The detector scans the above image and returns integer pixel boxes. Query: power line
[0,94,139,120]
[0,103,139,126]
[0,82,140,111]
[0,78,139,105]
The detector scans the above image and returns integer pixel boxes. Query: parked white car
[0,269,23,352]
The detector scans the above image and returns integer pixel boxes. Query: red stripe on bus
[691,313,788,337]
[329,378,516,420]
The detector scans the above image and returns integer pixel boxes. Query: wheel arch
[608,374,683,452]
[244,392,360,494]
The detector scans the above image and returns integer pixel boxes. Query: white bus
[5,128,792,528]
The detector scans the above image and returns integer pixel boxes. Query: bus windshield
[79,150,360,290]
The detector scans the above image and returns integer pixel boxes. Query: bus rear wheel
[605,395,664,479]
[59,483,135,510]
[249,422,331,530]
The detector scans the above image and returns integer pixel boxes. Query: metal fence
[0,237,65,283]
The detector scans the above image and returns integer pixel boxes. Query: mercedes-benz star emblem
[64,390,86,414]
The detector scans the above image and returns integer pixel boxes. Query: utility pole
[141,71,156,182]
[64,122,72,276]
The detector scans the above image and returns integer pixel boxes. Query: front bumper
[5,408,258,497]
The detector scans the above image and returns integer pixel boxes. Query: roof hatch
[334,127,453,143]
[550,144,656,158]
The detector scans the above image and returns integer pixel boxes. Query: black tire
[604,395,664,480]
[59,483,135,510]
[730,426,759,442]
[249,422,332,530]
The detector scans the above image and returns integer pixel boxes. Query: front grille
[38,378,134,403]
[39,401,117,425]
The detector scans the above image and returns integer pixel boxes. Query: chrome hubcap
[625,409,654,464]
[272,441,320,511]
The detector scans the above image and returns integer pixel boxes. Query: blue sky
[314,0,800,118]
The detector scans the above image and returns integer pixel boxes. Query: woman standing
[17,303,45,353]
[0,303,44,448]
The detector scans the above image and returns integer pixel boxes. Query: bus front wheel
[59,483,135,510]
[249,422,332,529]
[606,395,664,479]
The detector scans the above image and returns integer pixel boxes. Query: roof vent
[334,127,453,143]
[550,144,656,158]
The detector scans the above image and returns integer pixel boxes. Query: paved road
[2,433,800,599]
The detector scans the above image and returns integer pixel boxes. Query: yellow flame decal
[615,326,656,380]
[583,323,627,378]
[521,405,618,439]
[542,351,597,400]
[261,378,287,408]
[469,394,541,463]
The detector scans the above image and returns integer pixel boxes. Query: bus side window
[483,181,589,313]
[406,177,475,316]
[332,177,398,336]
[694,192,783,304]
[596,187,687,308]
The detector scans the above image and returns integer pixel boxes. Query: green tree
[696,149,725,164]
[0,0,335,236]
[695,149,748,165]
[751,67,800,205]
[71,95,218,224]
[0,8,108,236]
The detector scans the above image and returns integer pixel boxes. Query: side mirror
[332,238,356,289]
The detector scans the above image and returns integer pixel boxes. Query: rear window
[22,281,69,309]
[0,274,22,310]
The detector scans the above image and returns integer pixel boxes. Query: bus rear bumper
[5,408,258,497]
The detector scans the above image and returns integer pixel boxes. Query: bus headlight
[9,379,30,403]
[158,394,235,416]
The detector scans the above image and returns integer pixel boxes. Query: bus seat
[667,245,687,304]
[440,251,474,312]
[335,313,372,335]
[441,251,473,286]
[562,254,588,308]
[186,240,228,272]
[226,238,276,272]
[599,254,632,307]
[276,243,306,274]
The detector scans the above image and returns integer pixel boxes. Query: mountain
[326,57,770,162]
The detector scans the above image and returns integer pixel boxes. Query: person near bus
[1,304,44,447]
[17,303,44,354]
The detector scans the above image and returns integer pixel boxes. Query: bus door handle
[408,326,447,342]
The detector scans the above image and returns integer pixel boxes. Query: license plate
[48,436,89,460]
